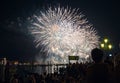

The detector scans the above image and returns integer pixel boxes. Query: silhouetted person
[86,48,109,83]
[115,61,120,83]
[10,74,19,83]
[5,61,11,83]
[115,52,120,83]
[27,73,36,83]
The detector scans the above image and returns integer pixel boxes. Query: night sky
[0,0,119,61]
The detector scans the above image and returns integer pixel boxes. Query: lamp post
[100,37,114,63]
[100,38,113,51]
[100,38,113,58]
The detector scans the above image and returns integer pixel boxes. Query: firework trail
[30,6,99,64]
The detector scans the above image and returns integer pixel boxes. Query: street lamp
[100,38,113,55]
[100,43,105,48]
[104,38,108,43]
[100,38,113,50]
[108,44,112,50]
[100,37,116,66]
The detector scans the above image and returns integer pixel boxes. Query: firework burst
[30,6,99,64]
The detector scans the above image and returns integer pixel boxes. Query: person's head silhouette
[91,48,104,63]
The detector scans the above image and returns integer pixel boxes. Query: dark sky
[0,0,119,61]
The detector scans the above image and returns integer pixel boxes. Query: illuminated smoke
[29,6,99,64]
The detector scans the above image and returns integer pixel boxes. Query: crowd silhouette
[0,48,120,83]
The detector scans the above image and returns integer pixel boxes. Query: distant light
[104,38,108,43]
[14,61,18,65]
[3,58,7,65]
[108,44,112,49]
[109,54,112,57]
[100,43,104,48]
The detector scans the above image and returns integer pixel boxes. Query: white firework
[30,6,99,64]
